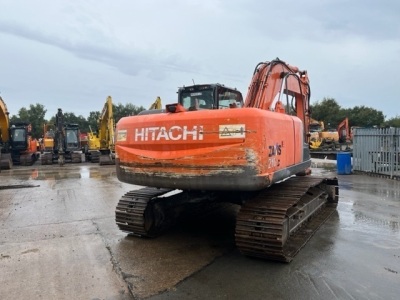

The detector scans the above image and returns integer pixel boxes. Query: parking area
[0,162,399,299]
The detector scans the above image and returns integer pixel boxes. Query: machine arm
[244,58,311,134]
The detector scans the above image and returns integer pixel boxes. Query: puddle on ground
[1,165,117,181]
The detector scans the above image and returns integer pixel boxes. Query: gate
[353,127,400,179]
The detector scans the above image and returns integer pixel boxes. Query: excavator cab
[178,84,243,110]
[9,122,37,165]
[10,125,27,149]
[49,109,82,165]
[65,125,80,151]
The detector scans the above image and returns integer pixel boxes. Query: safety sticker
[116,129,127,142]
[219,124,245,139]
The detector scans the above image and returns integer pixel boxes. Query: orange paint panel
[116,107,304,189]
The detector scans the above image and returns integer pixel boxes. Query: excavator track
[20,153,35,166]
[235,176,338,262]
[41,153,53,165]
[99,154,115,165]
[0,153,12,170]
[70,152,82,163]
[90,151,100,163]
[115,187,173,237]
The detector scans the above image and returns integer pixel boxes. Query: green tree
[310,98,344,128]
[49,111,89,132]
[87,111,100,133]
[9,103,47,139]
[346,106,384,127]
[311,98,385,128]
[113,103,145,124]
[383,115,400,127]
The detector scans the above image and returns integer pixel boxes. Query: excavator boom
[0,96,10,143]
[98,96,115,165]
[149,96,162,110]
[0,96,12,169]
[83,96,116,165]
[338,117,350,142]
[245,59,311,134]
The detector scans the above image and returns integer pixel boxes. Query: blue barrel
[337,152,352,175]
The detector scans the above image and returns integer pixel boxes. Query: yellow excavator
[85,96,115,165]
[309,118,339,150]
[0,96,12,169]
[149,96,162,110]
[84,96,162,164]
[40,123,55,165]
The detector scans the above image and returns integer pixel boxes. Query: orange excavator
[337,117,351,143]
[114,58,339,262]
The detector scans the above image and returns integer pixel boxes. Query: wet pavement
[0,162,399,300]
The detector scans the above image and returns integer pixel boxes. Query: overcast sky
[1,0,399,120]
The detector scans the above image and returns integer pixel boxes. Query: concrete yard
[0,161,399,300]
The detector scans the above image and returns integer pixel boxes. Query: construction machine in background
[41,108,82,165]
[336,117,354,152]
[309,118,339,150]
[308,118,324,148]
[148,96,162,110]
[84,96,115,165]
[0,96,11,169]
[40,123,55,165]
[80,132,88,154]
[0,96,38,169]
[337,117,351,143]
[9,122,39,165]
[113,58,339,262]
[54,108,82,165]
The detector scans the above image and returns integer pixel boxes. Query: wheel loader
[113,58,339,262]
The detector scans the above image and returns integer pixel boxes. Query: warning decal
[219,124,246,139]
[116,129,127,142]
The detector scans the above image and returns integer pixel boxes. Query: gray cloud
[0,0,399,119]
[0,19,199,80]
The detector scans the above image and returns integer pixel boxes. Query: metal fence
[353,127,400,179]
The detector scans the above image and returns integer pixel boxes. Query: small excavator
[84,96,115,165]
[113,58,339,262]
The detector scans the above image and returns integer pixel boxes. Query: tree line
[8,97,400,140]
[9,103,146,139]
[311,97,400,129]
